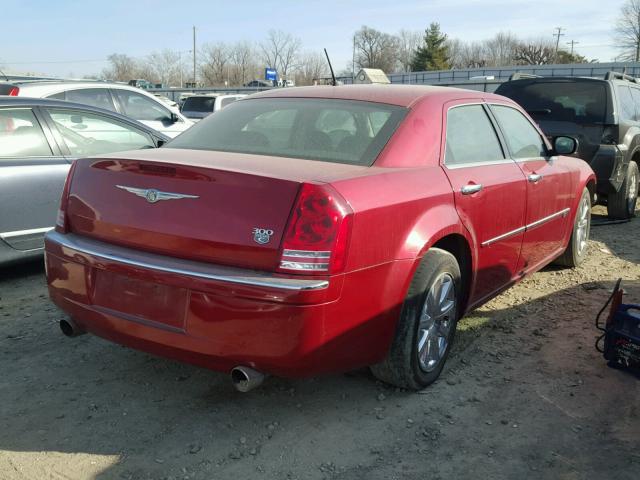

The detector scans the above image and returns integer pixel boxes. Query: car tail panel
[66,157,302,270]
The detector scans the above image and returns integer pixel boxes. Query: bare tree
[102,54,139,81]
[145,49,183,86]
[200,42,230,86]
[229,41,257,86]
[616,0,640,61]
[260,30,301,80]
[513,40,556,65]
[354,26,399,73]
[397,30,422,72]
[484,32,518,66]
[296,51,328,85]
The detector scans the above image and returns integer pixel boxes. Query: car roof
[1,80,155,97]
[248,84,503,108]
[498,76,609,87]
[0,95,170,140]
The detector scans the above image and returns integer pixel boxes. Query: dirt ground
[0,205,639,480]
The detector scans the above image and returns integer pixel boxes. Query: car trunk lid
[66,149,370,271]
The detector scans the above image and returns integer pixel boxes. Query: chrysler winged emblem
[116,185,199,204]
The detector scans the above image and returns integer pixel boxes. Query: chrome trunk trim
[45,231,329,291]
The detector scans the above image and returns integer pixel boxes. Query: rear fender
[394,204,476,311]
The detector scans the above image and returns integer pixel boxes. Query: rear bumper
[45,231,410,377]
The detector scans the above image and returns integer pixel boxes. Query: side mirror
[167,112,179,124]
[552,136,578,155]
[156,139,166,148]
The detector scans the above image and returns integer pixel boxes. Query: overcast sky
[1,0,629,78]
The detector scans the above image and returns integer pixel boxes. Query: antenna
[0,67,9,82]
[324,48,337,86]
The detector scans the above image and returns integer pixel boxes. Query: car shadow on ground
[589,206,639,265]
[1,262,638,479]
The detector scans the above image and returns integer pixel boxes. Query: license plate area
[93,270,187,330]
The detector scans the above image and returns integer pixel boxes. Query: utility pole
[352,34,356,80]
[192,26,197,86]
[553,27,565,58]
[566,40,579,55]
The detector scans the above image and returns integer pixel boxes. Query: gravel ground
[0,205,639,480]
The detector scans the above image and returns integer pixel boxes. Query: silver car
[1,81,193,137]
[0,96,168,266]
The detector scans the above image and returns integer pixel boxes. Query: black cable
[594,279,622,353]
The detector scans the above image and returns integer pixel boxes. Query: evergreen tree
[410,23,450,71]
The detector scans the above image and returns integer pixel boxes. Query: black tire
[370,248,461,390]
[607,161,639,219]
[555,187,591,268]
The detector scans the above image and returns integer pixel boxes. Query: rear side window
[167,98,407,166]
[0,108,52,157]
[113,89,172,122]
[630,88,640,121]
[617,85,636,121]
[491,106,547,159]
[47,108,155,156]
[496,81,607,124]
[57,88,116,112]
[182,96,216,112]
[445,105,504,166]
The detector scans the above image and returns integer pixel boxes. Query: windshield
[167,98,407,166]
[497,81,607,124]
[182,96,216,112]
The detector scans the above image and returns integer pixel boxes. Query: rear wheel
[607,161,638,219]
[555,187,591,267]
[370,249,461,390]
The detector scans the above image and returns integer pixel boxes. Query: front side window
[113,89,172,122]
[57,88,116,112]
[0,108,52,158]
[46,108,154,156]
[167,98,407,166]
[445,104,504,166]
[491,105,547,159]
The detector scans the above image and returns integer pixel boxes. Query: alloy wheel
[417,273,456,372]
[628,171,638,215]
[576,195,590,255]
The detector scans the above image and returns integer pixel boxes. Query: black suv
[496,72,639,219]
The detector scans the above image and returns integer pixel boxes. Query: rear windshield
[182,96,216,112]
[496,81,607,124]
[167,98,407,166]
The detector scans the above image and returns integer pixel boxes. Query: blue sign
[265,68,277,82]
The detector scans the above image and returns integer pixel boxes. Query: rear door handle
[528,174,543,183]
[461,184,483,195]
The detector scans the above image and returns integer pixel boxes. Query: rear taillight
[7,86,19,96]
[55,161,78,233]
[278,183,353,274]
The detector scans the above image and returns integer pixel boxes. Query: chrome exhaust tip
[59,318,85,337]
[231,366,265,392]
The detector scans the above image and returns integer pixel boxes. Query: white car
[0,81,192,137]
[180,94,246,121]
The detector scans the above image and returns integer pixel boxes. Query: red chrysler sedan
[45,85,595,391]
